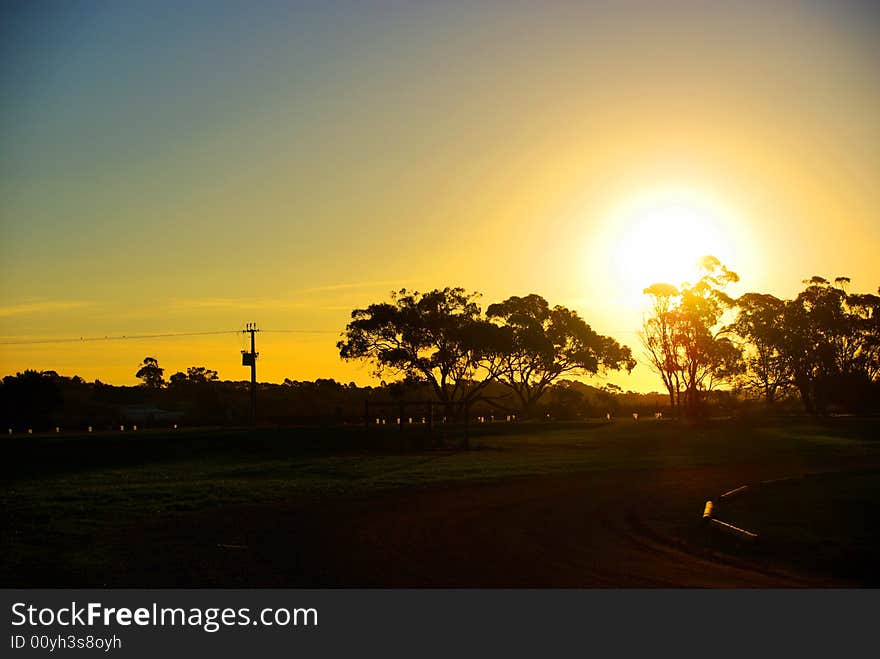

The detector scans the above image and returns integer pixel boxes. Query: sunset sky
[2,1,879,392]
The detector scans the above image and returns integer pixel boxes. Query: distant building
[120,405,184,424]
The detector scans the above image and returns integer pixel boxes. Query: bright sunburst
[595,186,749,305]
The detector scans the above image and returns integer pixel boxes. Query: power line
[1,325,636,346]
[242,323,260,426]
[0,328,339,346]
[262,329,339,334]
[0,330,242,346]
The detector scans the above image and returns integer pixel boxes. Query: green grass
[2,416,880,585]
[715,470,880,585]
[4,418,879,519]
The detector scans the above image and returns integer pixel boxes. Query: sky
[1,0,879,391]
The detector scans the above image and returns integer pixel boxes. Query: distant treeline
[641,262,880,416]
[4,260,878,431]
[336,264,880,420]
[1,370,678,432]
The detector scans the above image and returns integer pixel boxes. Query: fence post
[463,400,470,450]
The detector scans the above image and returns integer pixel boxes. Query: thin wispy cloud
[0,300,92,318]
[170,297,310,311]
[171,282,402,312]
[296,280,400,295]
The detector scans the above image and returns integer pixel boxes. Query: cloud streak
[171,282,402,312]
[0,300,93,318]
[295,280,401,294]
[170,297,309,311]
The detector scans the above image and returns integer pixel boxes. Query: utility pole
[241,323,260,427]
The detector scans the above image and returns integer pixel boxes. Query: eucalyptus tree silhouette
[780,277,880,413]
[338,288,505,414]
[0,370,63,430]
[641,256,743,417]
[169,366,220,386]
[135,357,165,389]
[729,292,789,405]
[485,294,635,416]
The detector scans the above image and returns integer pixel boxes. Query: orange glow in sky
[1,2,878,392]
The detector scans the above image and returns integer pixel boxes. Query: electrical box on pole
[241,323,260,426]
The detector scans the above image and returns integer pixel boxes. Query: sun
[594,186,749,305]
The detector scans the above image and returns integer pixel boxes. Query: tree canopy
[758,277,880,413]
[641,256,742,417]
[485,294,635,414]
[728,292,788,405]
[338,287,634,415]
[337,288,505,410]
[169,366,220,386]
[135,357,165,389]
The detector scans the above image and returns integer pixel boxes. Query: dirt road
[97,463,849,587]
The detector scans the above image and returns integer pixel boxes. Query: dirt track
[96,462,856,588]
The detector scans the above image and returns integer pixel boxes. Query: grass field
[714,469,880,585]
[2,417,879,587]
